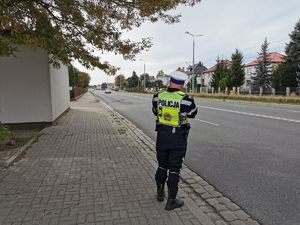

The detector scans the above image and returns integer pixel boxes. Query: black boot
[165,188,184,210]
[165,198,184,210]
[156,183,165,202]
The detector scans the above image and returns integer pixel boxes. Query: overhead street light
[185,31,203,93]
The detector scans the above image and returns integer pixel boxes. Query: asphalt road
[94,90,300,225]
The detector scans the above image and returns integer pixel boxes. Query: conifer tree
[271,19,300,89]
[210,57,230,89]
[210,58,221,89]
[285,19,300,86]
[230,49,245,90]
[252,38,271,88]
[271,62,297,91]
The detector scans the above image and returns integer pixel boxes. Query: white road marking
[199,106,300,123]
[118,93,151,100]
[285,110,300,113]
[229,104,247,107]
[195,119,219,126]
[195,99,300,113]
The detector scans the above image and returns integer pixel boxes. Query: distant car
[114,88,119,91]
[105,89,112,94]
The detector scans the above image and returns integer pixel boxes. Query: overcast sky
[74,0,300,85]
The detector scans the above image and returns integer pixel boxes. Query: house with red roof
[202,53,285,88]
[243,52,285,87]
[203,60,232,87]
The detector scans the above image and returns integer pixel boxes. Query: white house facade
[202,53,285,88]
[243,52,285,88]
[0,46,70,124]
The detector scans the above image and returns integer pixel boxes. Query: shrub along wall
[70,87,87,100]
[0,124,12,150]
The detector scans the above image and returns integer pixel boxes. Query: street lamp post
[185,31,203,93]
[140,59,146,92]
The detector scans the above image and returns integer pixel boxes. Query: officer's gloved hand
[179,113,187,125]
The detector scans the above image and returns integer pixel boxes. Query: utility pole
[140,59,146,92]
[185,32,203,93]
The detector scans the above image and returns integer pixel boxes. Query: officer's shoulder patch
[177,91,186,96]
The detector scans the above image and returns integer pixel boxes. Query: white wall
[243,63,278,88]
[203,72,213,87]
[0,47,70,124]
[243,66,255,87]
[0,47,52,123]
[49,63,70,120]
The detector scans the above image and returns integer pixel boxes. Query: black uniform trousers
[155,124,190,197]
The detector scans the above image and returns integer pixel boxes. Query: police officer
[152,71,197,210]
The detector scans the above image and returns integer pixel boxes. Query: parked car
[105,89,112,94]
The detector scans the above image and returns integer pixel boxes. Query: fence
[69,87,87,100]
[196,86,300,97]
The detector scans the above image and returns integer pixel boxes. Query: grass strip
[125,90,300,105]
[190,93,300,104]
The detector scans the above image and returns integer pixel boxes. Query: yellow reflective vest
[157,91,187,127]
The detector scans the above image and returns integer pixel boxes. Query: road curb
[73,91,87,101]
[95,92,261,225]
[2,136,37,168]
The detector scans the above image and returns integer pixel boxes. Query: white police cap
[169,71,188,85]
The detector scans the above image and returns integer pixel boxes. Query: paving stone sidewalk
[0,92,260,225]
